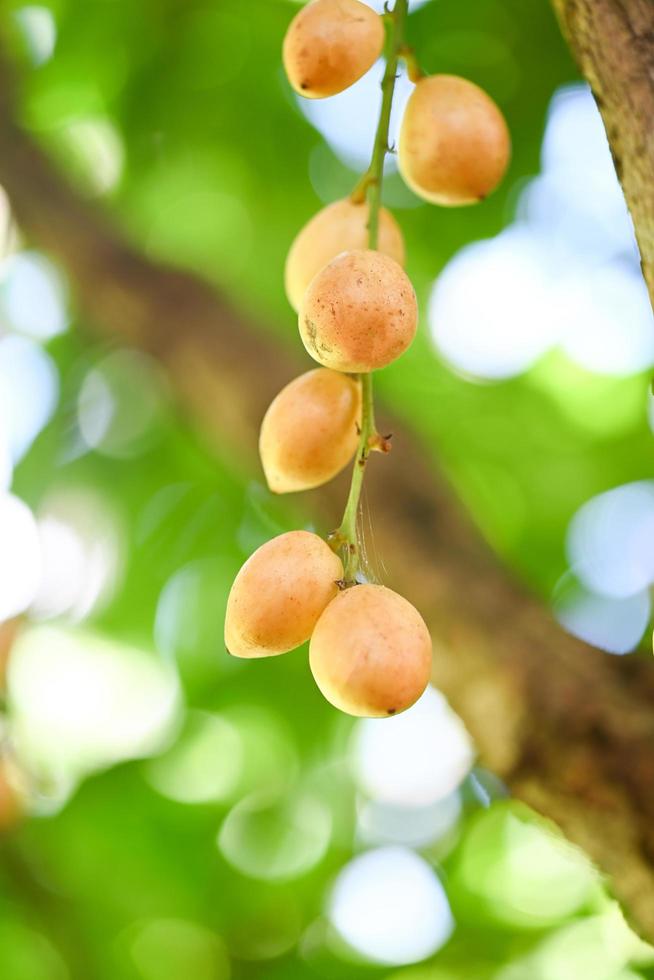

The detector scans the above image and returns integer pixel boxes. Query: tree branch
[551,0,654,304]
[1,50,654,937]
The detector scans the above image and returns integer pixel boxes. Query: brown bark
[551,0,654,304]
[1,53,654,936]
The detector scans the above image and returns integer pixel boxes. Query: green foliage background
[1,1,653,978]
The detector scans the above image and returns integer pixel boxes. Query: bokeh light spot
[329,847,453,965]
[8,626,181,788]
[218,790,332,881]
[78,348,166,458]
[558,263,654,376]
[0,422,11,490]
[217,704,300,799]
[457,804,598,929]
[429,228,557,380]
[497,904,653,980]
[0,492,41,622]
[0,251,68,340]
[553,574,650,655]
[13,6,56,66]
[352,686,474,807]
[31,488,124,622]
[566,481,654,599]
[0,334,58,461]
[56,116,125,195]
[146,710,243,805]
[357,792,462,850]
[429,84,652,383]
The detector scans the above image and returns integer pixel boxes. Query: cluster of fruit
[224,0,510,719]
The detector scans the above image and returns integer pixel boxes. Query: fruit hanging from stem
[225,531,343,659]
[259,368,361,494]
[310,584,432,717]
[398,74,511,205]
[283,0,385,99]
[285,198,405,313]
[299,249,418,373]
[224,0,508,721]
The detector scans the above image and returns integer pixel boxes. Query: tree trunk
[1,42,654,937]
[551,0,654,304]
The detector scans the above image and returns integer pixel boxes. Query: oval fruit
[260,369,361,494]
[285,198,405,312]
[225,531,343,658]
[310,583,432,717]
[283,0,384,99]
[399,74,510,205]
[299,249,418,373]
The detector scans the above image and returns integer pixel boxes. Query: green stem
[336,371,375,570]
[336,0,409,583]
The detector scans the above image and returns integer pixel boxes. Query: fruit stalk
[336,0,409,583]
[366,0,408,251]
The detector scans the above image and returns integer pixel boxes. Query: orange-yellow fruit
[399,74,510,206]
[260,369,361,494]
[283,0,384,99]
[225,530,343,658]
[285,199,405,312]
[299,249,418,373]
[310,584,432,717]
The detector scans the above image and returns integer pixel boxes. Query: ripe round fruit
[260,369,361,494]
[225,530,343,658]
[310,584,432,717]
[398,75,510,205]
[285,199,405,312]
[283,0,384,99]
[299,249,418,373]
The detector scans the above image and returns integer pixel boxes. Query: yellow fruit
[285,198,405,312]
[399,74,510,205]
[260,369,361,494]
[225,530,343,658]
[299,249,418,373]
[283,0,384,99]
[310,584,432,717]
